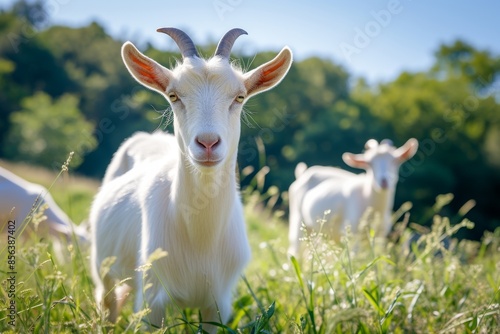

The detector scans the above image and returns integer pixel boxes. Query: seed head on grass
[61,151,74,173]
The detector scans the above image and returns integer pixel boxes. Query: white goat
[288,138,418,256]
[90,28,292,331]
[0,166,87,241]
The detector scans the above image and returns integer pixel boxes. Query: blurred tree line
[1,1,499,239]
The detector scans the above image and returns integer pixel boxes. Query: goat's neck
[365,174,395,215]
[172,153,237,245]
[372,187,394,214]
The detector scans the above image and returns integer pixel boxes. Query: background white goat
[90,28,292,331]
[0,166,87,241]
[288,138,418,257]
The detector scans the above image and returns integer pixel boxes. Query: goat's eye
[235,95,245,103]
[168,92,178,102]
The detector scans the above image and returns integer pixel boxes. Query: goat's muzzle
[191,134,223,167]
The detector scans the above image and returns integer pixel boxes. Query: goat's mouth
[188,146,224,168]
[193,158,223,168]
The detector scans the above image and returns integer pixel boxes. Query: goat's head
[342,138,419,191]
[121,28,292,171]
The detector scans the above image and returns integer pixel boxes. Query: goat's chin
[190,156,224,170]
[197,160,223,168]
[188,147,226,170]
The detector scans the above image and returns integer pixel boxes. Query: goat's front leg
[200,298,231,334]
[134,273,168,329]
[100,275,119,322]
[134,229,170,327]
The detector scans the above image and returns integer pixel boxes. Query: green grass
[1,162,499,333]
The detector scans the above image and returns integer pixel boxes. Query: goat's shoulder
[134,158,176,207]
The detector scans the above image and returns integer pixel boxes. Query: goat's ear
[244,46,293,98]
[122,42,171,94]
[395,138,419,163]
[343,153,369,169]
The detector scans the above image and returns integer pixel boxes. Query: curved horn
[381,139,394,147]
[157,27,199,58]
[215,28,247,59]
[365,139,378,150]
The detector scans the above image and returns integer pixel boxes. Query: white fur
[90,32,292,332]
[0,166,87,241]
[288,138,418,257]
[101,131,172,185]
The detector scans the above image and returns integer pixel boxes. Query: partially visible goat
[0,166,87,241]
[288,138,418,256]
[90,28,292,332]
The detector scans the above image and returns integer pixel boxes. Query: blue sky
[1,0,499,83]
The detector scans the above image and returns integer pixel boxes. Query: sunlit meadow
[0,161,499,333]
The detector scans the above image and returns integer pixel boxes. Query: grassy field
[0,162,499,333]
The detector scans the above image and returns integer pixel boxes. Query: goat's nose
[380,178,389,189]
[195,134,221,151]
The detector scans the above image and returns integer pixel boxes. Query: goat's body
[300,171,392,237]
[294,163,355,191]
[90,131,250,326]
[289,166,389,255]
[0,166,87,240]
